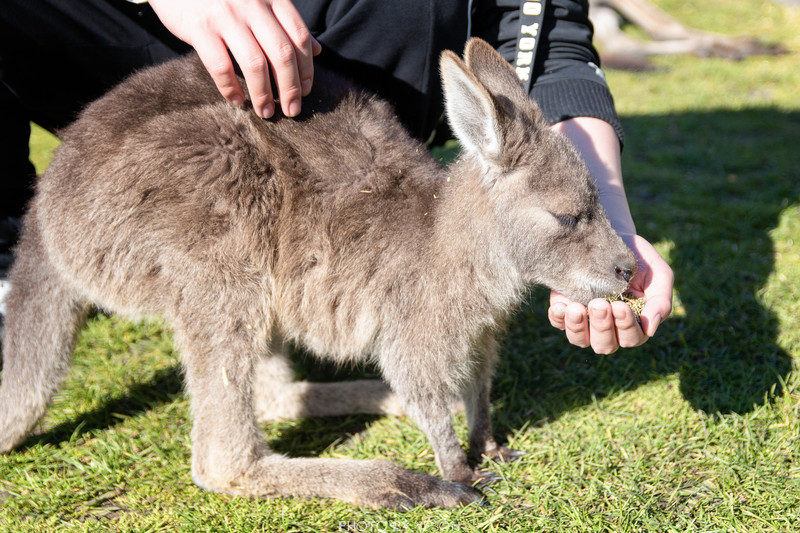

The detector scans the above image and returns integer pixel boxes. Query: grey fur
[0,39,635,509]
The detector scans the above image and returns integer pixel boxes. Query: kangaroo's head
[440,39,636,305]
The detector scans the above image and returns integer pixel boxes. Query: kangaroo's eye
[554,214,579,228]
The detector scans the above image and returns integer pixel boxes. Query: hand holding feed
[548,234,673,354]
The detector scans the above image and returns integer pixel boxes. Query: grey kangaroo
[0,38,636,508]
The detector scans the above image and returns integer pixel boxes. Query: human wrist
[597,189,636,237]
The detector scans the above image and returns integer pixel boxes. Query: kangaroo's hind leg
[0,209,89,452]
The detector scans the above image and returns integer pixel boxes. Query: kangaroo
[589,0,786,71]
[0,38,636,509]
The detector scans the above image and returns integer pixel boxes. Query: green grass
[3,1,800,530]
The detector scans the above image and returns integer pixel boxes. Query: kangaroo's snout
[566,243,638,305]
[601,247,638,299]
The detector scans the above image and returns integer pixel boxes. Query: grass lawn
[2,0,800,531]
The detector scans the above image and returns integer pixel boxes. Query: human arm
[148,0,321,119]
[547,117,674,354]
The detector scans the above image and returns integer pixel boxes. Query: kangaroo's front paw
[458,467,502,489]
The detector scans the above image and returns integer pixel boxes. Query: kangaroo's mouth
[552,278,631,307]
[588,279,632,301]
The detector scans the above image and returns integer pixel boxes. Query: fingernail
[301,79,313,95]
[288,99,301,117]
[551,304,565,319]
[231,95,243,107]
[261,103,274,119]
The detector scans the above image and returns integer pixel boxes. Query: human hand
[548,234,673,354]
[149,0,321,118]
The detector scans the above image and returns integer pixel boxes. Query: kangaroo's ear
[463,38,536,111]
[440,49,505,165]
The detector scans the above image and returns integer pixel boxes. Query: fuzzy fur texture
[0,39,635,509]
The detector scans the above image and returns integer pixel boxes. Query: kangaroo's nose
[615,265,634,283]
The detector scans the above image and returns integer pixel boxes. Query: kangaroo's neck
[426,159,526,319]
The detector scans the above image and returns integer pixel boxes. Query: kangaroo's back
[36,54,442,318]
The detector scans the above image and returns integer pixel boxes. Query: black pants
[0,0,611,217]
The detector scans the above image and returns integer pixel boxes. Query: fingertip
[566,305,585,325]
[259,102,275,119]
[549,292,569,308]
[550,303,566,320]
[219,84,245,108]
[591,306,609,322]
[609,300,634,322]
[194,42,246,107]
[588,299,612,321]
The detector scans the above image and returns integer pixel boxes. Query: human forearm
[550,116,636,237]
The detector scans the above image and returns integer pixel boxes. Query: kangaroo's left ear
[463,38,532,108]
[440,49,507,166]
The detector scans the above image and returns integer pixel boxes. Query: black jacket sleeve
[473,0,625,147]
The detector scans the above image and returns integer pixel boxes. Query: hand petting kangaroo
[0,38,636,509]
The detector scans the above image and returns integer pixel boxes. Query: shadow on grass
[268,415,384,457]
[495,107,800,430]
[24,365,184,449]
[16,109,800,454]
